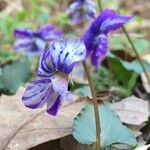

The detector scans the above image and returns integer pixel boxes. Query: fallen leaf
[60,135,95,150]
[127,123,146,138]
[135,144,150,150]
[0,87,87,150]
[141,73,150,94]
[142,53,150,64]
[111,96,149,125]
[141,53,150,94]
[137,136,147,148]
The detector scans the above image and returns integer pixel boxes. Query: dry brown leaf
[60,135,95,150]
[0,87,87,150]
[111,96,149,125]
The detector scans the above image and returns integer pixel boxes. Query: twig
[82,61,101,150]
[3,110,45,150]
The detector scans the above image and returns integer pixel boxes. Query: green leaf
[0,57,31,94]
[134,39,149,54]
[73,86,91,97]
[109,36,149,56]
[73,104,137,149]
[0,50,21,65]
[92,66,115,92]
[108,56,138,89]
[108,52,150,73]
[122,60,150,74]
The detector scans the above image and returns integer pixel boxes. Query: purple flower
[66,0,96,25]
[83,9,134,68]
[22,37,86,115]
[14,25,63,56]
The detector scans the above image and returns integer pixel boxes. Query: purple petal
[38,25,63,41]
[14,38,45,56]
[14,28,33,39]
[39,25,54,33]
[46,91,72,115]
[49,37,86,74]
[22,79,52,109]
[46,73,72,115]
[66,1,82,14]
[47,95,62,116]
[51,73,69,95]
[35,38,46,52]
[100,15,133,34]
[84,0,97,20]
[90,9,115,33]
[91,34,108,68]
[83,29,96,55]
[70,11,82,25]
[22,75,71,116]
[37,49,56,78]
[91,9,134,34]
[67,0,96,25]
[14,39,33,51]
[37,36,86,80]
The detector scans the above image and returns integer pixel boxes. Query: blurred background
[0,0,150,97]
[0,0,150,150]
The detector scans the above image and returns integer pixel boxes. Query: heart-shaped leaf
[73,104,137,149]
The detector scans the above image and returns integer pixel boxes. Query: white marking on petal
[100,18,126,32]
[22,79,52,108]
[49,37,86,74]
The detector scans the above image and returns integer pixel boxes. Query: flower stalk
[97,0,102,12]
[97,0,150,86]
[122,27,150,86]
[83,61,101,150]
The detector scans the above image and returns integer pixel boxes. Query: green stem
[83,61,101,150]
[97,0,102,12]
[122,27,150,86]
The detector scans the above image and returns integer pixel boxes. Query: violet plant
[82,9,133,149]
[66,0,97,25]
[21,2,135,150]
[14,25,63,56]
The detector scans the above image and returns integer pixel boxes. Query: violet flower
[83,9,134,68]
[14,25,63,56]
[22,37,86,115]
[66,0,96,25]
